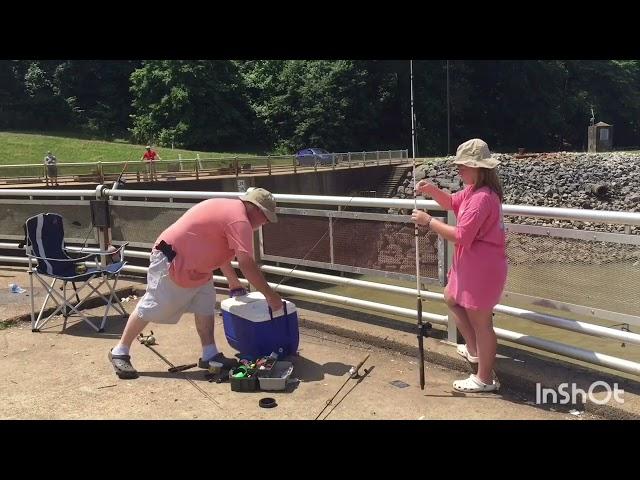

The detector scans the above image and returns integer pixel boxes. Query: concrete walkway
[0,266,631,420]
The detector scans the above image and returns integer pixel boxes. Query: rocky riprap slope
[385,152,640,268]
[390,152,640,234]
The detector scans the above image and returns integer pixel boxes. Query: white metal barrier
[1,187,640,377]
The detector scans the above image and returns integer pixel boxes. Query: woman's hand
[411,209,432,226]
[415,179,437,196]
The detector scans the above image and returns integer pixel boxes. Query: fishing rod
[411,60,427,391]
[138,331,222,409]
[270,71,430,389]
[314,354,370,420]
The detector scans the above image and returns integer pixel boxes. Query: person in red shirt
[141,145,161,181]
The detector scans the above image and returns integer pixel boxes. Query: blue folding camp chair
[24,213,129,333]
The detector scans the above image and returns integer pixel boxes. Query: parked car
[295,148,334,166]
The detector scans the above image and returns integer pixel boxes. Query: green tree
[54,60,140,138]
[129,60,258,150]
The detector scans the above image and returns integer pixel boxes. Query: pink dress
[447,185,507,310]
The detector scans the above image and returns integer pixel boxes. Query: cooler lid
[221,291,296,322]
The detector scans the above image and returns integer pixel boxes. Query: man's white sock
[112,344,130,356]
[202,344,219,361]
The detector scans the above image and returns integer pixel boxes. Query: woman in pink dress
[412,138,507,392]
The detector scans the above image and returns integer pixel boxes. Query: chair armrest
[97,242,128,256]
[26,252,96,263]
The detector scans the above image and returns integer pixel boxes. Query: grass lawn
[0,131,257,166]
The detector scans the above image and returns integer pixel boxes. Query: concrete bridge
[0,159,420,198]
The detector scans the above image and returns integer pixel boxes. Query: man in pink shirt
[108,188,283,379]
[412,138,507,393]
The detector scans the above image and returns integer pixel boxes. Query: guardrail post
[94,185,111,268]
[98,161,104,183]
[332,153,336,170]
[195,157,200,180]
[348,152,351,168]
[376,150,380,166]
[362,151,366,167]
[293,156,297,174]
[389,150,392,165]
[268,156,272,175]
[235,156,239,177]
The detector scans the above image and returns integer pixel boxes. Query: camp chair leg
[33,277,61,331]
[34,276,70,329]
[31,275,78,331]
[62,281,69,331]
[106,275,127,316]
[99,275,127,331]
[61,277,113,332]
[32,274,100,332]
[63,279,102,332]
[29,270,37,331]
[71,281,80,304]
[51,285,100,332]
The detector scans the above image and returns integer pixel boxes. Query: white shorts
[136,250,216,324]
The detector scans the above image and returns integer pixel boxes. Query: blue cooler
[221,292,299,359]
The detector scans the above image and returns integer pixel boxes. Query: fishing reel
[139,330,156,346]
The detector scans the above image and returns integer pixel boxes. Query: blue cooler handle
[268,301,288,320]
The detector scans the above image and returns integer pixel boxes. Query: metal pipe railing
[8,185,639,226]
[0,189,97,198]
[59,246,640,343]
[103,189,640,226]
[214,274,640,376]
[242,263,640,344]
[2,249,639,376]
[2,182,639,376]
[16,245,640,341]
[6,243,640,345]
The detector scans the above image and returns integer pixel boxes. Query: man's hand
[229,287,248,297]
[266,292,283,313]
[236,252,284,312]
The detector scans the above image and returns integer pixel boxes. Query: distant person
[412,138,507,393]
[141,145,161,181]
[44,151,58,186]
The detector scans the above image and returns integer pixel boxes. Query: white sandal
[456,344,479,364]
[453,374,499,393]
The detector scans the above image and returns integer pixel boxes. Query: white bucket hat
[452,138,500,169]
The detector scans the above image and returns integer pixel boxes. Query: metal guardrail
[1,187,640,377]
[0,149,409,184]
